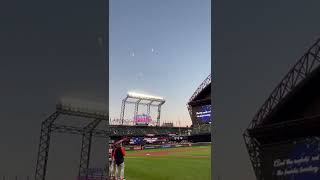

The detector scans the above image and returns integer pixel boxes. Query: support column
[79,132,93,178]
[34,112,59,180]
[120,100,126,125]
[134,100,141,119]
[147,104,151,116]
[157,105,161,126]
[147,100,153,116]
[78,119,102,178]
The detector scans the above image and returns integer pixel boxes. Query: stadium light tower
[120,92,165,126]
[58,98,108,118]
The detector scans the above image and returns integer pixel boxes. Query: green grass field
[124,146,211,180]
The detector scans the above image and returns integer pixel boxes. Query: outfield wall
[191,142,211,146]
[125,142,211,151]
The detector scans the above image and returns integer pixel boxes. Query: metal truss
[120,93,165,126]
[187,74,211,118]
[35,105,190,180]
[243,131,263,180]
[34,112,60,180]
[78,119,102,178]
[133,100,141,118]
[156,106,161,126]
[56,103,108,120]
[188,74,211,103]
[244,38,320,180]
[35,106,107,180]
[248,38,320,129]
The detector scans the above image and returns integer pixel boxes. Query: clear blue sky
[110,0,211,126]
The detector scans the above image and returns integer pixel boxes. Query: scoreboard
[192,104,212,124]
[134,114,152,125]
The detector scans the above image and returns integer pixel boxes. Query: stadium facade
[244,38,320,180]
[187,74,212,142]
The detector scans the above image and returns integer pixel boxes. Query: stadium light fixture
[127,92,164,101]
[57,98,108,117]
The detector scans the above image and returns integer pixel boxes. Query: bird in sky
[151,48,159,55]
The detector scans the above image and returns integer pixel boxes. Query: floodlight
[127,92,164,101]
[57,98,108,117]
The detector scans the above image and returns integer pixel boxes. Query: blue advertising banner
[161,145,172,148]
[194,105,211,123]
[262,137,320,180]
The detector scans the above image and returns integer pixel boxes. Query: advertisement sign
[144,146,156,149]
[130,137,143,145]
[194,105,211,123]
[134,114,152,125]
[162,144,172,148]
[133,145,142,150]
[144,137,158,144]
[261,137,320,180]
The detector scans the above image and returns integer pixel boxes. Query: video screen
[261,137,320,180]
[192,104,212,123]
[134,114,152,125]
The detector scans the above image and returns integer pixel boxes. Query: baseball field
[124,145,211,180]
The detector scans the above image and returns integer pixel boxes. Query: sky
[109,0,211,127]
[213,0,320,179]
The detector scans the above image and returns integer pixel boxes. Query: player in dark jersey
[114,143,126,180]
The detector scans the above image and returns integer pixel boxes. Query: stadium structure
[34,95,190,180]
[244,38,320,180]
[187,74,212,142]
[120,92,165,126]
